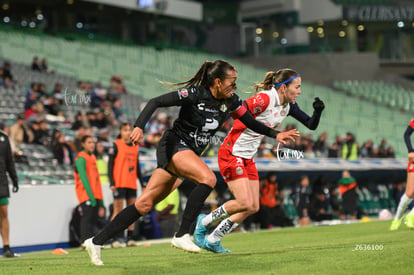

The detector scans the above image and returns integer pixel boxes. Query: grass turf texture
[1,220,412,275]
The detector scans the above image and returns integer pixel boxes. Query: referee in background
[0,122,20,257]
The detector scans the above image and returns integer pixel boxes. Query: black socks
[93,204,141,245]
[176,184,213,237]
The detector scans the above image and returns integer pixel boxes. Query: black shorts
[157,130,192,170]
[113,187,137,200]
[296,207,308,218]
[341,188,358,216]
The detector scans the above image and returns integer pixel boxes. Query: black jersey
[172,86,243,154]
[134,85,279,156]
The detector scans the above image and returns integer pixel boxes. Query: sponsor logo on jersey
[178,88,188,99]
[236,167,243,175]
[254,106,262,114]
[220,104,227,112]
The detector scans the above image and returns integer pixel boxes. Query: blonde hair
[252,68,299,93]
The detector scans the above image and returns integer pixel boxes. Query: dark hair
[253,68,298,92]
[117,122,131,139]
[81,135,93,143]
[171,60,236,88]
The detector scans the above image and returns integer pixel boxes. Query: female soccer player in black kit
[85,60,299,265]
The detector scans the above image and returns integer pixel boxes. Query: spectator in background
[386,146,395,158]
[94,110,108,129]
[24,86,39,111]
[94,140,109,185]
[377,138,388,158]
[43,95,61,116]
[74,135,103,245]
[90,88,107,109]
[341,132,359,160]
[329,187,341,219]
[257,173,293,229]
[338,170,358,221]
[30,120,49,146]
[314,132,329,157]
[109,75,127,94]
[108,123,143,247]
[294,175,311,226]
[309,189,333,222]
[71,126,90,153]
[86,111,98,129]
[37,83,48,98]
[31,56,41,71]
[360,140,374,158]
[101,101,118,127]
[328,135,342,158]
[0,122,26,163]
[24,101,44,121]
[111,98,123,121]
[2,61,13,81]
[0,122,20,258]
[52,83,64,104]
[40,58,48,73]
[10,115,34,146]
[71,112,87,131]
[52,132,74,165]
[155,188,181,238]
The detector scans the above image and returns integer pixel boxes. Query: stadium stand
[0,28,407,229]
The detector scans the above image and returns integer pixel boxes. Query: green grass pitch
[1,220,412,275]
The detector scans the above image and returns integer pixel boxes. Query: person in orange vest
[74,135,103,244]
[108,122,143,248]
[258,173,292,228]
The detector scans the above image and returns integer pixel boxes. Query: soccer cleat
[389,219,401,231]
[194,214,208,247]
[84,238,104,266]
[405,213,414,229]
[171,233,201,253]
[203,239,231,254]
[2,248,20,258]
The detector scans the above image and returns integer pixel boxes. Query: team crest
[236,167,243,175]
[220,104,227,112]
[178,88,188,98]
[280,109,286,116]
[254,106,262,114]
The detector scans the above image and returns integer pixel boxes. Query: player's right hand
[130,127,144,145]
[276,129,300,144]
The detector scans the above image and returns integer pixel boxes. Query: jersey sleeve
[227,94,247,119]
[245,92,270,117]
[288,102,321,130]
[409,118,414,129]
[134,87,200,129]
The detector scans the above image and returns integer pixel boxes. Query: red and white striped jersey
[225,87,290,159]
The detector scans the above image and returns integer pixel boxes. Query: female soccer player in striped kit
[390,118,414,230]
[194,68,325,253]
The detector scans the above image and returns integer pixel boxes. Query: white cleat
[171,233,201,253]
[84,237,104,266]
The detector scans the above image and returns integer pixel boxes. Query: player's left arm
[289,97,325,130]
